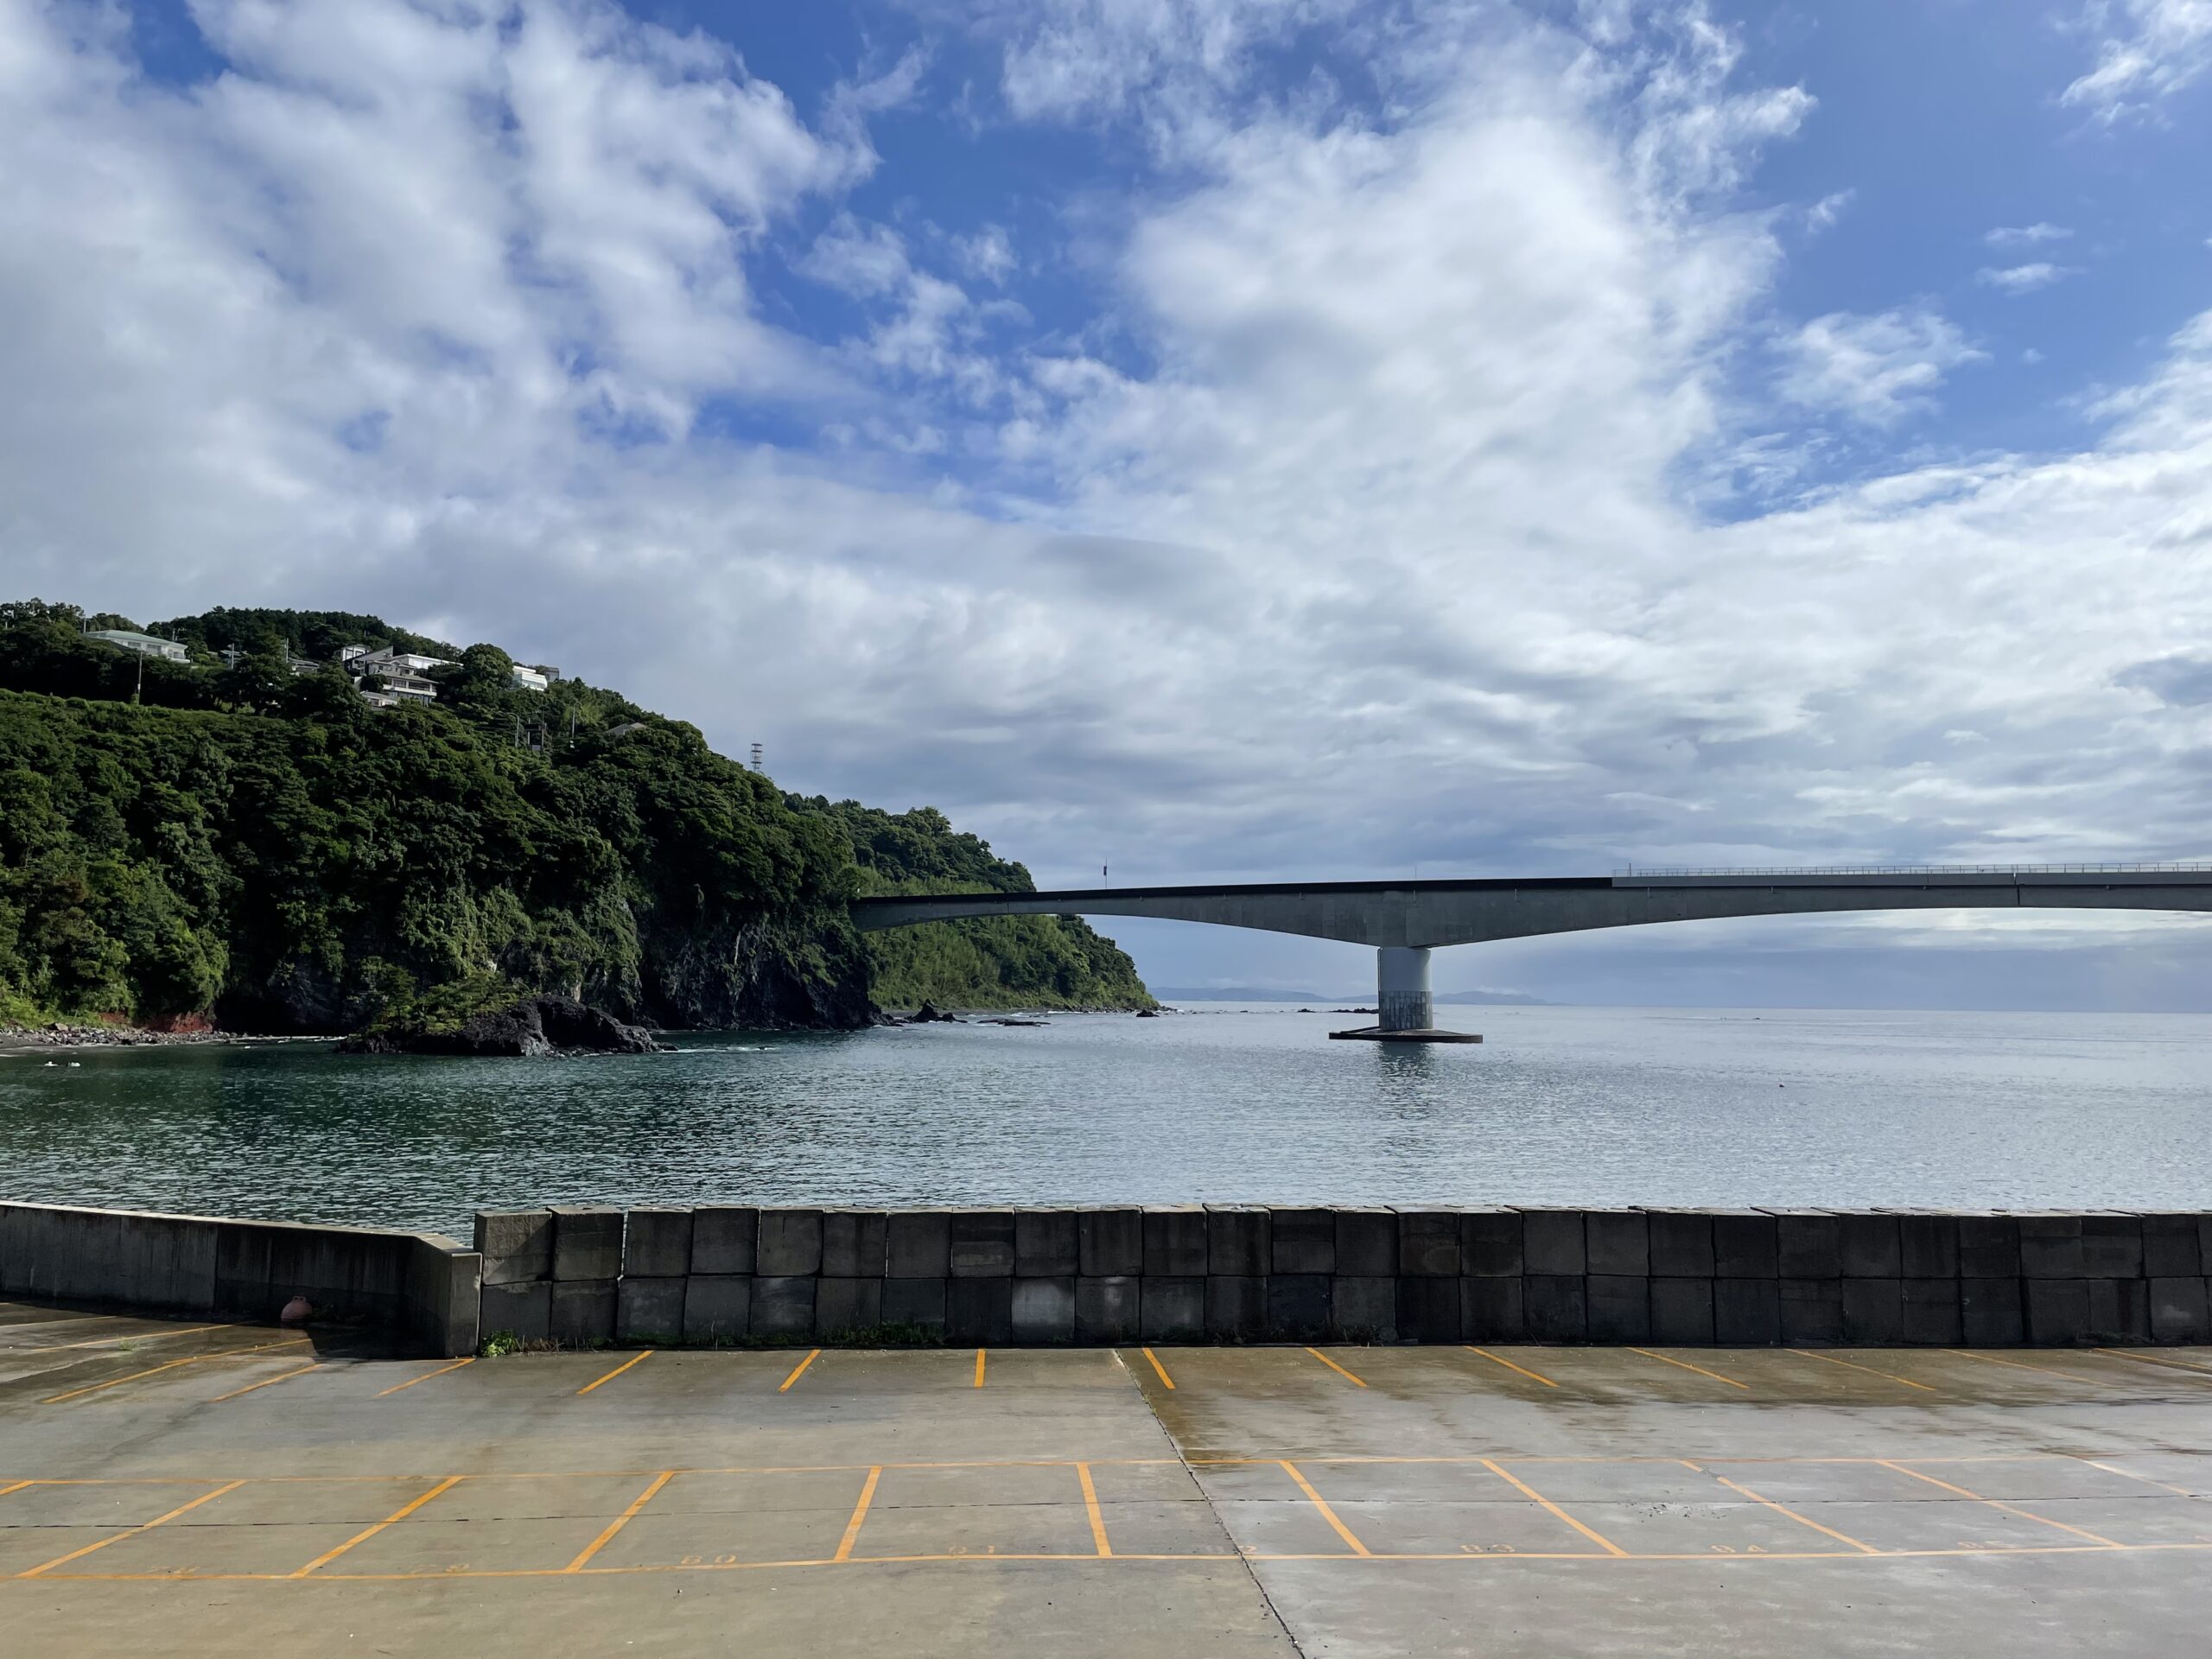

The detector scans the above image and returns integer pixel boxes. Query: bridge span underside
[850,870,2212,1039]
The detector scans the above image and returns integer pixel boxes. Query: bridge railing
[1613,861,2212,878]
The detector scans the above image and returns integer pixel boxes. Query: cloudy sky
[5,0,2212,1008]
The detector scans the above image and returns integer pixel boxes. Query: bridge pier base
[1329,946,1483,1044]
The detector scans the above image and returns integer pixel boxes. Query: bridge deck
[849,868,2212,950]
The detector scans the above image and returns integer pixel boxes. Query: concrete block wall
[471,1205,2212,1348]
[0,1200,481,1356]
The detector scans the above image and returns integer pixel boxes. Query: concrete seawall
[474,1205,2212,1348]
[0,1200,480,1356]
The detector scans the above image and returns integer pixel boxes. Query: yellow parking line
[1943,1349,2103,1385]
[0,1479,34,1499]
[1878,1461,2123,1547]
[576,1351,653,1396]
[1306,1348,1368,1388]
[835,1466,881,1562]
[566,1471,673,1573]
[1796,1351,1937,1393]
[2094,1349,2212,1381]
[31,1323,227,1354]
[19,1481,245,1577]
[974,1349,987,1389]
[1278,1460,1370,1556]
[1077,1463,1112,1557]
[1465,1347,1560,1388]
[779,1350,821,1392]
[375,1357,475,1397]
[1480,1459,1627,1557]
[210,1362,321,1403]
[1697,1466,1878,1553]
[2077,1458,2196,1498]
[1139,1348,1176,1389]
[1629,1348,1749,1389]
[289,1476,465,1578]
[41,1538,2212,1580]
[42,1337,309,1403]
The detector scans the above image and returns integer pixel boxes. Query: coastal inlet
[3,1006,2209,1237]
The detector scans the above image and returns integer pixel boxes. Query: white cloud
[951,225,1018,284]
[10,0,2212,1007]
[1986,222,2073,249]
[979,0,1352,143]
[1806,189,1854,233]
[2063,0,2212,118]
[1775,308,1986,425]
[1978,262,2075,294]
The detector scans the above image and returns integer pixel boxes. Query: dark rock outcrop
[339,995,666,1057]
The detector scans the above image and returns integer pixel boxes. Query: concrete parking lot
[3,1300,2210,1656]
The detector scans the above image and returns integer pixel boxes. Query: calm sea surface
[3,1006,2208,1238]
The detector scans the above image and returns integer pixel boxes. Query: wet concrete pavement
[3,1300,2210,1655]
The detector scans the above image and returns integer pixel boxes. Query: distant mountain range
[1153,987,1554,1006]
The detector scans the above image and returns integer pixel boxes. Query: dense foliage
[0,601,1150,1029]
[803,799,1156,1011]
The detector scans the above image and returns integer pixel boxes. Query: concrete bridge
[850,866,2212,1041]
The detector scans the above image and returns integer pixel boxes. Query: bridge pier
[1329,945,1483,1044]
[1378,945,1433,1032]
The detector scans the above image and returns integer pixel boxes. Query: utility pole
[1103,863,1109,888]
[750,741,764,772]
[133,649,143,705]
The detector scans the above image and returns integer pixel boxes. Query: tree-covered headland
[0,601,1153,1032]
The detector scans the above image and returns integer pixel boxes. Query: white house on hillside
[88,628,188,662]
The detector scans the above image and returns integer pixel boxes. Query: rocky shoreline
[0,1022,306,1052]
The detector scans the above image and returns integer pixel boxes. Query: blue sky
[6,1,2212,1007]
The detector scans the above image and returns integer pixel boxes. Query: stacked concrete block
[885,1211,950,1332]
[454,1203,2212,1350]
[1138,1206,1205,1341]
[1073,1206,1140,1340]
[1518,1210,1586,1341]
[475,1209,553,1341]
[1207,1206,1269,1338]
[2145,1217,2210,1342]
[685,1206,755,1343]
[616,1207,692,1342]
[1839,1213,1904,1344]
[753,1209,822,1339]
[1394,1210,1459,1342]
[1013,1210,1077,1343]
[1460,1209,1524,1341]
[1268,1207,1335,1338]
[1330,1208,1396,1340]
[817,1211,888,1336]
[1646,1211,1714,1344]
[946,1211,1015,1342]
[1585,1212,1649,1341]
[549,1205,623,1346]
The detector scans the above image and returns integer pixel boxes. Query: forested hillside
[0,601,1151,1031]
[804,799,1156,1011]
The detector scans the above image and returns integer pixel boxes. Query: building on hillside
[353,645,458,677]
[363,669,436,703]
[87,629,188,663]
[340,644,456,707]
[511,664,551,693]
